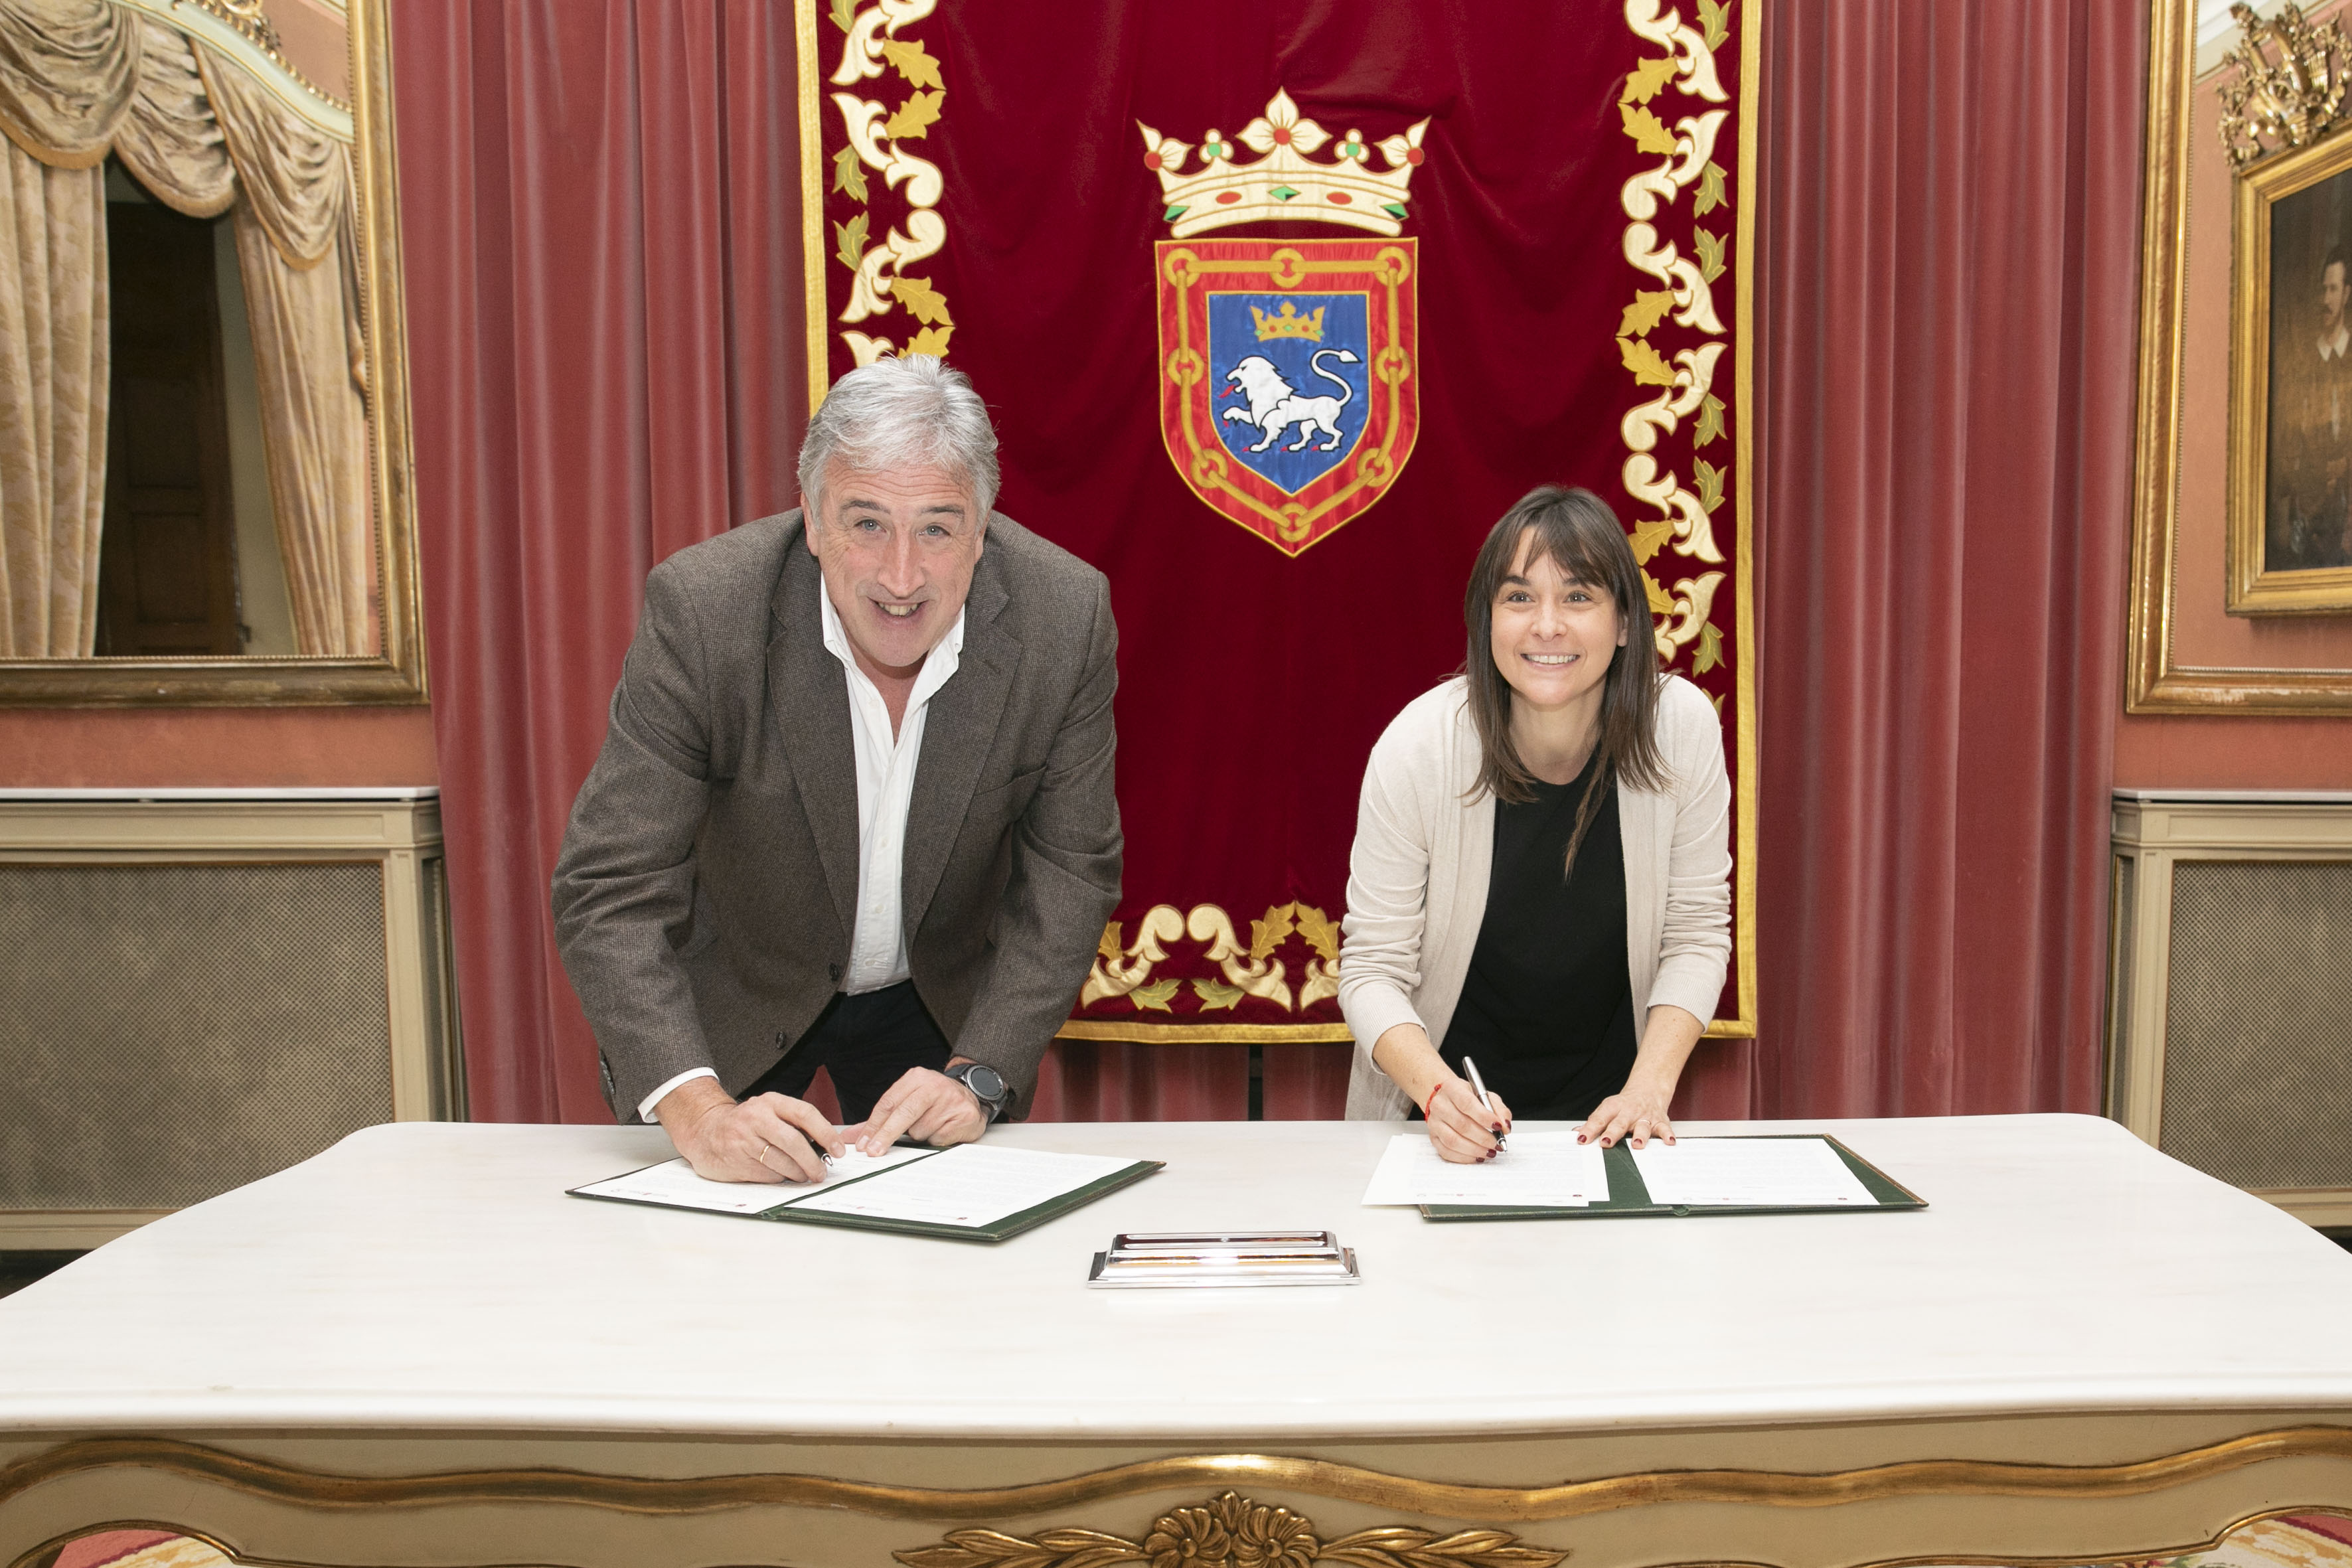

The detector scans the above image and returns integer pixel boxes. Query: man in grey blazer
[552,356,1121,1185]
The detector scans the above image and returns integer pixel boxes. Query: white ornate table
[3,1114,2350,1568]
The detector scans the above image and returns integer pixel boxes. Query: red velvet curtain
[394,2,806,1122]
[1749,0,2141,1117]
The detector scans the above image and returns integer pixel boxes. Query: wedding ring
[755,1144,771,1171]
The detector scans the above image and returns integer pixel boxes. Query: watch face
[965,1064,1006,1102]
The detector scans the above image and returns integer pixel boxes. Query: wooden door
[95,198,242,657]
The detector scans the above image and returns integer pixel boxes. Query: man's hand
[851,1063,990,1156]
[654,1075,844,1184]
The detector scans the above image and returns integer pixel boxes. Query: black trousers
[744,981,952,1125]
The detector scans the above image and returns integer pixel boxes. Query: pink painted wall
[0,708,437,788]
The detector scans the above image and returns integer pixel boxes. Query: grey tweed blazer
[551,510,1123,1122]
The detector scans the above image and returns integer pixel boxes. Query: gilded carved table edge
[13,1504,2352,1568]
[3,1426,2351,1523]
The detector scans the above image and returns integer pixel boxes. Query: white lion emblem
[1218,349,1362,454]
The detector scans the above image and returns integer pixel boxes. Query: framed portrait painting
[2231,97,2352,612]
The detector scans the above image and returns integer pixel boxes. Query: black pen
[1462,1056,1508,1152]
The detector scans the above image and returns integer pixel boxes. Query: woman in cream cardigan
[1338,486,1731,1161]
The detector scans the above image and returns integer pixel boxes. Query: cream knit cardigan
[1337,674,1734,1119]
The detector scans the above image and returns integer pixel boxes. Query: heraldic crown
[1138,89,1430,240]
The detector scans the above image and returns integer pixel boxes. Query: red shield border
[1155,238,1419,557]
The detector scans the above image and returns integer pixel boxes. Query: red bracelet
[1423,1083,1443,1121]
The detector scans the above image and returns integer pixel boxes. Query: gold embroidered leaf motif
[1643,570,1674,617]
[894,275,954,326]
[1695,160,1727,216]
[1628,514,1676,564]
[1249,903,1297,963]
[1192,979,1246,1011]
[1619,104,1680,155]
[831,143,868,202]
[1620,54,1678,106]
[1292,904,1340,961]
[1693,621,1724,676]
[1693,226,1726,283]
[828,0,855,33]
[880,39,945,91]
[1618,335,1678,388]
[1620,288,1676,338]
[834,212,868,274]
[1096,923,1123,961]
[1132,979,1181,1012]
[1693,392,1727,447]
[1692,456,1724,512]
[907,324,954,357]
[1698,0,1732,50]
[886,90,945,140]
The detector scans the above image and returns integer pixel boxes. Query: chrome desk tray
[1086,1229,1361,1289]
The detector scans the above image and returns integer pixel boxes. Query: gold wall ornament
[893,1492,1565,1568]
[2219,2,2352,171]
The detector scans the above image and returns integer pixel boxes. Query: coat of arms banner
[801,0,1758,1053]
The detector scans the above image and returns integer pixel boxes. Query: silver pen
[1461,1056,1508,1152]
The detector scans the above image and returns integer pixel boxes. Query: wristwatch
[943,1061,1012,1123]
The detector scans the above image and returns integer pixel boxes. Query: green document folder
[1419,1134,1925,1221]
[572,1149,1165,1243]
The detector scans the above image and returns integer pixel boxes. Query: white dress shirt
[637,588,966,1121]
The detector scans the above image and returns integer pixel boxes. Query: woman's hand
[1579,1006,1705,1148]
[1577,1082,1675,1148]
[1425,1077,1513,1164]
[1368,1022,1511,1162]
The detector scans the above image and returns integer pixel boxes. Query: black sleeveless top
[1435,751,1636,1121]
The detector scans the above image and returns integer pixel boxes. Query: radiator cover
[2108,792,2352,1227]
[0,793,458,1247]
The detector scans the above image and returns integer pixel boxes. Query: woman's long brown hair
[1462,485,1664,879]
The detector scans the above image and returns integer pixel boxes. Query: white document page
[1630,1137,1880,1207]
[781,1144,1140,1229]
[1360,1130,1608,1207]
[573,1146,933,1214]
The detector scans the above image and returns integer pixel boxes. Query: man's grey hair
[797,354,1000,520]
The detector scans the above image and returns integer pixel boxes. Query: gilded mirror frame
[0,0,425,707]
[2130,0,2352,710]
